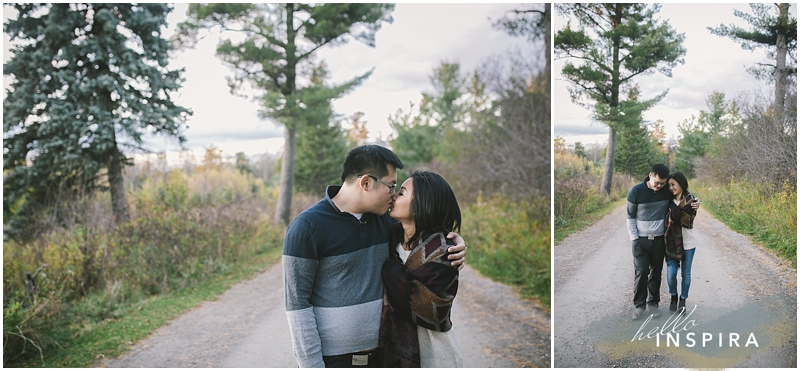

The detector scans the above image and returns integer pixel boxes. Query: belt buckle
[352,354,369,366]
[648,235,655,240]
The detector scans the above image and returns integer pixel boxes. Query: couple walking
[627,164,700,320]
[283,145,467,367]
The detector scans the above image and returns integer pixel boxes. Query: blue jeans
[666,248,695,299]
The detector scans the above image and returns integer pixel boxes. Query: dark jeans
[322,349,381,368]
[632,237,665,308]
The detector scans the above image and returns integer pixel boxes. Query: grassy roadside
[6,197,552,367]
[462,197,551,309]
[554,198,626,245]
[7,248,282,368]
[695,180,797,268]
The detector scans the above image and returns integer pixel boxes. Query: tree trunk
[601,4,623,195]
[108,143,130,225]
[274,125,296,226]
[774,3,789,111]
[273,3,298,227]
[544,3,551,93]
[600,127,617,194]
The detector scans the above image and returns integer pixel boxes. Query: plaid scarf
[379,232,459,368]
[665,192,696,260]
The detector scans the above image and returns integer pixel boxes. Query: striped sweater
[626,176,672,241]
[283,185,392,368]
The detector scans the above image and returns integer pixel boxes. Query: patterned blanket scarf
[665,192,696,260]
[379,232,459,368]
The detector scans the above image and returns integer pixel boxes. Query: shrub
[694,178,796,267]
[3,165,284,365]
[554,151,632,229]
[461,196,550,307]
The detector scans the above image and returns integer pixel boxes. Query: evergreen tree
[674,92,729,177]
[235,152,253,175]
[615,122,663,177]
[574,142,587,159]
[388,107,441,180]
[421,62,465,130]
[555,3,685,194]
[3,3,191,240]
[293,63,349,197]
[492,4,551,91]
[612,87,663,177]
[175,3,394,225]
[389,61,464,178]
[709,3,797,110]
[423,61,466,165]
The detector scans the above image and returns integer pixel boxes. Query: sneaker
[648,304,661,318]
[669,295,678,312]
[632,307,645,320]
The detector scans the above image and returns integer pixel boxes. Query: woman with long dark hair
[664,172,698,312]
[379,170,464,367]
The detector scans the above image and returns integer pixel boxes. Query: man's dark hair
[668,172,690,199]
[396,171,461,249]
[650,164,669,179]
[341,145,404,183]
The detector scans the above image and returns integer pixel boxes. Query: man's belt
[323,349,379,367]
[640,234,664,240]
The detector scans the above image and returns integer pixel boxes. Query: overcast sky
[554,3,798,148]
[3,3,529,161]
[153,3,528,160]
[6,3,796,159]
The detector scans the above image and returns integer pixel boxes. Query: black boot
[678,298,686,312]
[669,295,678,312]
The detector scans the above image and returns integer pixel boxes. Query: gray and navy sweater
[283,185,393,368]
[626,176,672,241]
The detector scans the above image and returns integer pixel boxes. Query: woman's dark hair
[668,172,690,198]
[399,171,461,249]
[341,145,404,183]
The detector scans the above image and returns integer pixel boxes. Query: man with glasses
[627,164,698,320]
[282,145,467,367]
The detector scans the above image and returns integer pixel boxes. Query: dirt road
[102,264,550,367]
[554,205,796,368]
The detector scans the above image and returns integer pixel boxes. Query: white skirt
[418,326,464,368]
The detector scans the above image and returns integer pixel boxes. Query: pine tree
[293,63,350,197]
[389,62,465,178]
[492,4,551,91]
[555,3,685,194]
[674,92,729,177]
[175,3,394,225]
[612,87,663,177]
[574,142,587,159]
[3,3,191,240]
[709,4,797,110]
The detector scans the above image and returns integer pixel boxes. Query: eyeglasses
[652,179,666,187]
[363,175,396,194]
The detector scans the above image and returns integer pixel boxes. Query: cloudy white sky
[554,3,798,148]
[3,3,530,161]
[148,3,529,160]
[6,3,796,160]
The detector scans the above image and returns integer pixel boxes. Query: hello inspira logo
[631,305,759,348]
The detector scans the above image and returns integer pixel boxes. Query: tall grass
[694,179,797,268]
[461,195,551,308]
[3,165,285,366]
[554,151,634,243]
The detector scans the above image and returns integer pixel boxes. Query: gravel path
[554,204,796,368]
[102,264,550,367]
